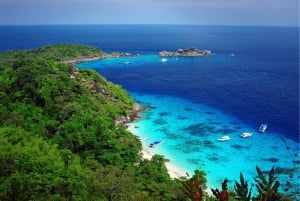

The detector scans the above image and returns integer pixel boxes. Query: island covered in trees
[0,44,297,201]
[159,48,212,57]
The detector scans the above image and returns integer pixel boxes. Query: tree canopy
[0,44,183,200]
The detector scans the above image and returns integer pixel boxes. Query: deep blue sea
[0,25,299,195]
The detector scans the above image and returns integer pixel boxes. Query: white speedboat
[218,136,231,141]
[259,124,267,132]
[161,58,168,62]
[241,132,252,138]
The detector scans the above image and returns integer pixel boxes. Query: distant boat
[241,132,252,138]
[218,136,231,141]
[149,141,163,148]
[124,61,131,64]
[259,124,268,132]
[161,58,168,62]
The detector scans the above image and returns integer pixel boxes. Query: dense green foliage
[0,44,183,200]
[234,173,252,201]
[0,44,104,67]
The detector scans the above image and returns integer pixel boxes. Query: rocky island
[159,48,212,57]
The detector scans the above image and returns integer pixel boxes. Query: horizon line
[0,23,298,28]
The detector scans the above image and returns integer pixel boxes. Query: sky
[0,0,298,26]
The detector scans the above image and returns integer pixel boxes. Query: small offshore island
[159,47,212,57]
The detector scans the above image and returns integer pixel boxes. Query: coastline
[130,125,214,197]
[71,54,190,180]
[140,146,187,179]
[65,56,104,64]
[66,52,140,64]
[127,123,189,179]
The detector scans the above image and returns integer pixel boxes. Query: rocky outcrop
[159,48,212,57]
[64,52,140,64]
[115,103,145,126]
[110,52,140,58]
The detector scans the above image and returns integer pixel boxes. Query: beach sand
[129,124,214,197]
[141,147,187,179]
[141,146,213,196]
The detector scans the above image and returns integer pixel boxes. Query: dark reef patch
[292,160,300,165]
[209,121,223,125]
[155,127,168,133]
[203,140,218,149]
[185,107,193,112]
[166,133,179,139]
[262,157,279,163]
[231,144,251,150]
[155,128,179,139]
[187,158,201,165]
[216,128,236,134]
[231,144,244,150]
[177,115,188,120]
[185,139,202,146]
[175,144,200,153]
[159,112,169,117]
[182,122,217,136]
[269,158,279,163]
[262,166,290,175]
[153,118,168,125]
[206,155,219,162]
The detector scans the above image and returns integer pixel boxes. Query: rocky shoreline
[64,52,140,64]
[159,48,212,57]
[115,102,156,127]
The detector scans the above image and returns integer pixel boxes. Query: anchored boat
[241,132,253,138]
[218,136,231,141]
[259,124,268,132]
[149,141,164,148]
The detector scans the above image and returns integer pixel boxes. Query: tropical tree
[211,179,229,201]
[234,172,252,201]
[253,166,280,201]
[182,171,205,201]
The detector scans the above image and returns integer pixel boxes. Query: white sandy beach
[141,144,213,196]
[128,124,188,179]
[141,147,187,179]
[128,123,214,197]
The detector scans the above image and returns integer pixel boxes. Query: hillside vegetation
[0,44,183,200]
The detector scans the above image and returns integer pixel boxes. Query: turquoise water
[76,25,299,197]
[79,54,299,195]
[127,93,299,194]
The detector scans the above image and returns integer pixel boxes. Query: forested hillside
[0,44,183,200]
